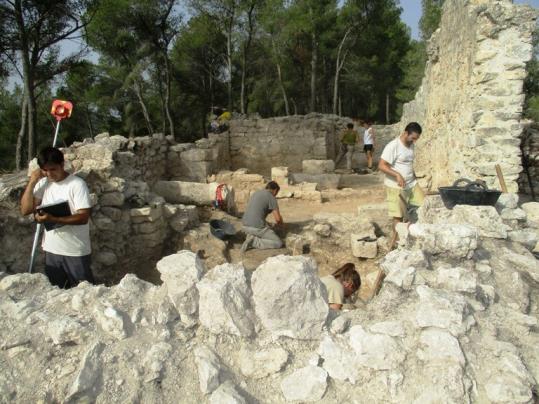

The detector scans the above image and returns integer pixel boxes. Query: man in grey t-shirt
[241,181,284,252]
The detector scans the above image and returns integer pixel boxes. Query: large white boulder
[156,251,204,325]
[197,263,255,337]
[348,325,406,370]
[280,366,328,402]
[251,255,328,340]
[406,224,478,259]
[435,266,478,294]
[415,285,474,336]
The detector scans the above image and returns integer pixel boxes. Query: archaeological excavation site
[1,0,539,403]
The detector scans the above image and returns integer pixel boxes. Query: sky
[401,0,539,40]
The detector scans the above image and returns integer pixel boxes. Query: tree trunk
[226,30,233,111]
[240,51,246,114]
[14,0,37,162]
[386,93,389,124]
[272,39,289,116]
[333,27,352,115]
[85,104,94,139]
[310,31,317,113]
[16,97,28,171]
[133,79,153,135]
[163,54,174,138]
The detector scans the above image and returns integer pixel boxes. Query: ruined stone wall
[228,114,350,176]
[398,0,537,192]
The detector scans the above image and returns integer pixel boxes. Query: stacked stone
[228,113,350,176]
[1,202,538,403]
[167,136,229,182]
[398,0,537,193]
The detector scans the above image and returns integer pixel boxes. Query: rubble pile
[1,196,537,403]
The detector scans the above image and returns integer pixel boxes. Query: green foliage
[419,0,443,41]
[524,25,539,122]
[0,0,431,169]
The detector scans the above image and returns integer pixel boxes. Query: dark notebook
[36,200,71,231]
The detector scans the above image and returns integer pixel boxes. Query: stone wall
[228,114,350,176]
[398,0,537,193]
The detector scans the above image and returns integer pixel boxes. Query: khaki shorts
[386,184,424,218]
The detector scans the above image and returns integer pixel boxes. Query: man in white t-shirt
[20,147,94,288]
[378,122,425,250]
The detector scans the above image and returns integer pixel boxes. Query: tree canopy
[0,0,431,170]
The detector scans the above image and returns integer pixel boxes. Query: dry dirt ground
[197,171,387,303]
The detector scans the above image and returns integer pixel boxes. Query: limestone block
[417,329,465,366]
[94,306,128,340]
[180,147,212,162]
[46,317,85,345]
[251,255,328,339]
[66,342,104,401]
[368,321,405,337]
[496,193,518,210]
[154,181,216,205]
[435,267,478,294]
[302,160,335,174]
[280,366,328,402]
[102,177,126,192]
[92,215,115,232]
[500,208,526,221]
[210,381,246,404]
[386,266,416,290]
[521,202,539,228]
[290,173,340,189]
[134,221,163,235]
[271,167,289,185]
[415,285,473,337]
[196,263,255,337]
[421,205,510,239]
[99,192,124,207]
[508,229,538,250]
[497,245,539,283]
[380,249,430,274]
[318,334,358,383]
[130,206,162,222]
[239,347,289,379]
[156,251,204,324]
[350,222,377,258]
[406,224,478,259]
[348,325,405,370]
[194,346,221,394]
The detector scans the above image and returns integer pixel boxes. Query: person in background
[362,119,375,170]
[320,263,361,310]
[335,123,359,172]
[20,147,94,288]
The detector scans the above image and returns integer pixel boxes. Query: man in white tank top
[378,122,425,250]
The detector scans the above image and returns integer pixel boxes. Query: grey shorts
[45,252,94,289]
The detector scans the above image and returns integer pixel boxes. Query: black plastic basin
[438,179,501,210]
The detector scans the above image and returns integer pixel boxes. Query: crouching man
[241,181,284,253]
[20,147,94,288]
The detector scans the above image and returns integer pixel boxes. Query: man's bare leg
[367,150,373,169]
[389,217,402,250]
